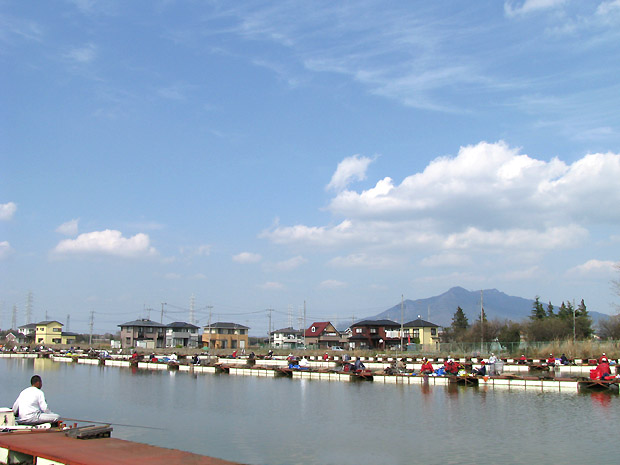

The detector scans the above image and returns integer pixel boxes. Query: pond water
[1,358,618,465]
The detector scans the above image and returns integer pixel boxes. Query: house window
[355,328,362,334]
[370,328,377,334]
[53,327,61,332]
[431,328,437,336]
[413,329,420,339]
[311,326,316,333]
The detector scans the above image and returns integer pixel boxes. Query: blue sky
[2,0,620,335]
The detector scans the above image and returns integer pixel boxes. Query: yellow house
[403,318,440,347]
[35,320,64,345]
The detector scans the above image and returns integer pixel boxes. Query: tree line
[442,296,609,343]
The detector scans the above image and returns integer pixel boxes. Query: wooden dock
[0,429,242,465]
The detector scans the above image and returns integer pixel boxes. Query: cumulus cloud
[0,202,17,220]
[318,279,347,289]
[56,219,79,236]
[329,253,401,269]
[504,0,567,17]
[272,255,307,271]
[262,141,618,262]
[0,241,13,260]
[326,154,374,191]
[259,281,285,290]
[567,259,618,276]
[232,252,262,263]
[53,229,157,258]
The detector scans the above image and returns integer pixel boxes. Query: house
[18,323,37,341]
[347,319,402,350]
[304,322,343,349]
[270,327,304,349]
[35,321,64,345]
[118,319,167,349]
[403,318,440,347]
[165,322,200,348]
[202,322,249,350]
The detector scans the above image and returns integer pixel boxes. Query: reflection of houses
[304,322,343,349]
[348,319,401,350]
[202,322,249,350]
[271,327,304,349]
[34,321,77,345]
[119,319,166,349]
[165,322,200,348]
[403,318,440,347]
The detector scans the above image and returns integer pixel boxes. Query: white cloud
[0,241,13,260]
[191,273,208,280]
[318,279,347,289]
[567,259,618,276]
[64,43,97,64]
[420,253,473,268]
[0,202,17,220]
[232,252,262,263]
[263,142,618,265]
[53,230,157,258]
[504,0,567,17]
[56,219,79,236]
[164,272,182,280]
[273,255,307,271]
[329,253,401,269]
[326,154,374,192]
[259,281,285,290]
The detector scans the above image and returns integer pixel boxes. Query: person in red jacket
[598,353,608,364]
[595,359,612,380]
[420,358,434,374]
[547,354,555,365]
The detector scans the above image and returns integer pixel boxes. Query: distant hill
[363,286,608,328]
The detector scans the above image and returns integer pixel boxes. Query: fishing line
[60,417,164,430]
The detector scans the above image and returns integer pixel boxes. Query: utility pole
[160,302,166,324]
[400,294,404,352]
[480,290,484,353]
[267,308,273,348]
[66,314,70,332]
[573,298,576,342]
[303,301,307,349]
[89,311,94,346]
[12,305,17,330]
[207,305,213,349]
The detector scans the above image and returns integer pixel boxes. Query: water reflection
[1,359,619,465]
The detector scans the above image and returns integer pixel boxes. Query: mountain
[365,286,608,327]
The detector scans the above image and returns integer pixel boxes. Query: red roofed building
[304,322,343,349]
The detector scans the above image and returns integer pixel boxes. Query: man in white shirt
[12,375,60,425]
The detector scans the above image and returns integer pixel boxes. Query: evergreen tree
[557,301,571,320]
[451,306,469,330]
[546,301,555,318]
[530,296,546,320]
[575,299,593,339]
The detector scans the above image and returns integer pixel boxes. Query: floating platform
[0,430,241,465]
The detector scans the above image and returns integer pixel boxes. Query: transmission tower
[190,294,196,325]
[287,305,293,328]
[26,291,33,325]
[12,305,17,330]
[89,311,94,346]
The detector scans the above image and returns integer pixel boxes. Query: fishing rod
[60,417,164,430]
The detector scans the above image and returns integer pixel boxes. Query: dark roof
[37,320,63,326]
[118,319,167,328]
[167,322,200,329]
[271,327,302,335]
[204,322,249,330]
[404,318,439,328]
[351,319,400,328]
[19,323,38,329]
[61,332,79,336]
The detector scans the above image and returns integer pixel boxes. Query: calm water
[1,358,618,465]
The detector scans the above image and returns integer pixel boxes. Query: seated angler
[13,375,60,426]
[420,358,434,375]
